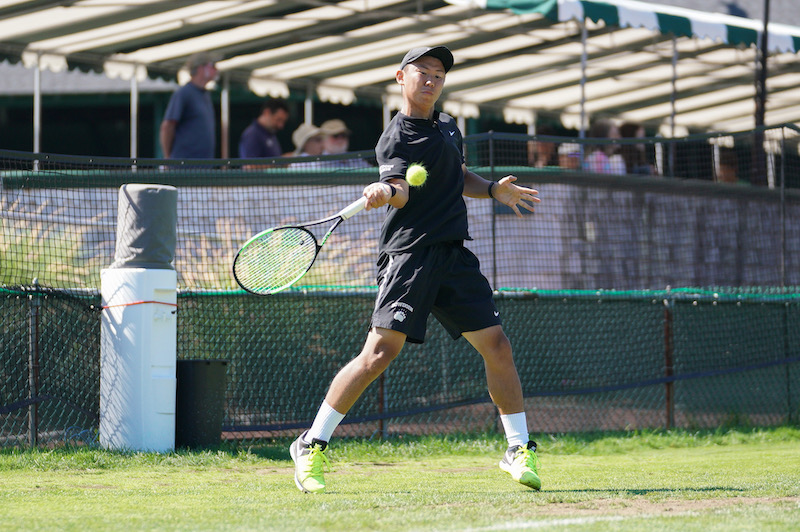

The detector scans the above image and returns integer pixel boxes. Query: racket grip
[338,196,367,220]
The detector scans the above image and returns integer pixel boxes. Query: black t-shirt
[375,111,470,254]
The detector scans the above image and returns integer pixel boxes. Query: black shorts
[370,242,501,344]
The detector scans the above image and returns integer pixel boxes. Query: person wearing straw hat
[289,123,325,168]
[320,119,371,168]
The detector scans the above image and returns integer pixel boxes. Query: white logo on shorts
[393,302,414,313]
[393,310,407,322]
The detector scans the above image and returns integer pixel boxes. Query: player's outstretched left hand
[494,175,540,217]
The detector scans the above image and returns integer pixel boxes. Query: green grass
[1,427,799,531]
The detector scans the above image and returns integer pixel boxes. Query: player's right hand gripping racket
[233,196,367,295]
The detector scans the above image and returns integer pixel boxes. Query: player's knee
[359,352,393,378]
[496,340,514,365]
[357,328,404,376]
[358,345,399,377]
[483,331,514,365]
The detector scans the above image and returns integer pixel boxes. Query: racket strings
[234,227,318,294]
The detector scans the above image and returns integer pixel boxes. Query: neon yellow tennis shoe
[499,440,541,490]
[290,432,331,494]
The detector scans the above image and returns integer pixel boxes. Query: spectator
[584,119,625,175]
[159,53,218,159]
[320,119,351,155]
[526,125,558,168]
[558,142,581,169]
[619,121,654,175]
[238,99,290,163]
[289,123,325,169]
[716,148,749,185]
[320,119,370,168]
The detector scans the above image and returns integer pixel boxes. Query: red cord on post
[101,300,178,309]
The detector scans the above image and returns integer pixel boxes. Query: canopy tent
[446,0,800,134]
[1,0,799,155]
[459,0,799,52]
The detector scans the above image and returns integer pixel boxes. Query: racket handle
[338,196,367,220]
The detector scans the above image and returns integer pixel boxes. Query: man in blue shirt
[238,99,290,161]
[159,53,218,159]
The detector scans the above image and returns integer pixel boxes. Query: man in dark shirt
[238,99,290,161]
[159,53,217,159]
[290,46,541,494]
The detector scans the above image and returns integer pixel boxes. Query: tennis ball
[406,164,428,187]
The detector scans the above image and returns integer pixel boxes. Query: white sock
[306,401,345,443]
[500,412,529,447]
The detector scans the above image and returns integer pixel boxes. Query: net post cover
[110,184,177,270]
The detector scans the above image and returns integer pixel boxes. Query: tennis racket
[233,196,367,295]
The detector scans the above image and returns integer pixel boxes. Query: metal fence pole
[28,280,41,447]
[784,301,792,423]
[780,129,786,288]
[663,295,675,430]
[780,129,792,422]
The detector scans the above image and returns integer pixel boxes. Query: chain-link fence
[2,125,799,447]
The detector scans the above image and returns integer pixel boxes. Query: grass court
[1,426,799,531]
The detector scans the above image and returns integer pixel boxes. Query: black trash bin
[175,359,227,448]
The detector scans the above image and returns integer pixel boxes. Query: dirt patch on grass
[535,496,799,517]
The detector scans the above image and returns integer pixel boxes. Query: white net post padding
[100,184,177,452]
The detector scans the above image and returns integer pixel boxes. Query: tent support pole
[670,36,677,138]
[752,0,770,185]
[221,73,230,159]
[669,36,678,178]
[756,0,770,129]
[579,20,587,138]
[130,72,139,159]
[33,56,41,155]
[304,85,313,125]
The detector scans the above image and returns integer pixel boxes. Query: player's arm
[362,178,408,211]
[462,164,540,217]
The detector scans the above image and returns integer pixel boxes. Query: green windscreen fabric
[2,288,798,446]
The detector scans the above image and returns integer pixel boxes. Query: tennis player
[291,45,542,493]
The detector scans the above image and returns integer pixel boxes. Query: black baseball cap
[399,46,454,73]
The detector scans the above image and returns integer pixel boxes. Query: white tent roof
[1,0,798,134]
